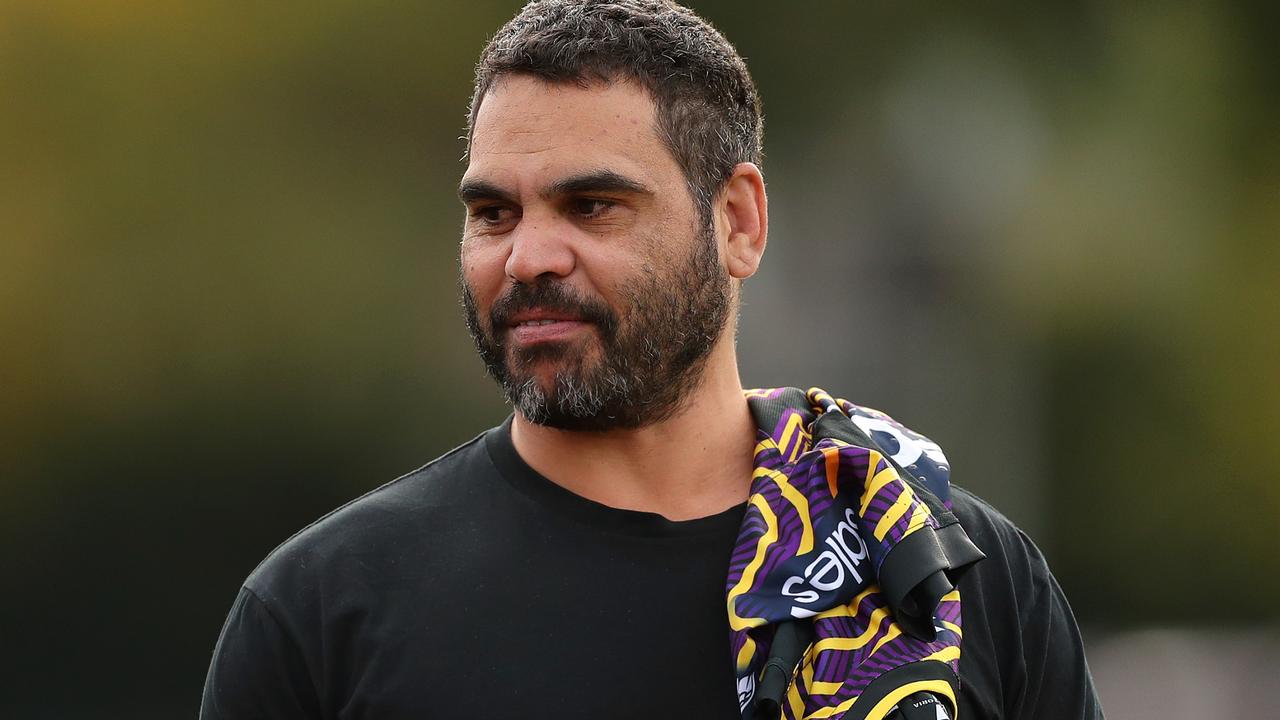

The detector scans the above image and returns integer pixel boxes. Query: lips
[507,312,589,345]
[487,281,616,348]
[507,309,584,328]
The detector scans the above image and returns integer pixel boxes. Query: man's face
[458,76,732,431]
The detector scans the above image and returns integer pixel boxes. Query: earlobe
[720,163,768,280]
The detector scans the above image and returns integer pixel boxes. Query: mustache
[490,281,617,331]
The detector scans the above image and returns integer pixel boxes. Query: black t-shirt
[201,422,1102,719]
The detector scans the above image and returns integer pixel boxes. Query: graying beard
[510,378,549,424]
[509,368,635,425]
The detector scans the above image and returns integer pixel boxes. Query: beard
[461,224,732,431]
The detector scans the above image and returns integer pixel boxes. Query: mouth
[506,310,591,345]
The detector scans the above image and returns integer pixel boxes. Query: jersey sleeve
[200,586,323,720]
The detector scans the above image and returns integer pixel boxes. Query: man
[202,2,1102,718]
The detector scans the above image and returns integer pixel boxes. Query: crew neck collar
[483,416,746,539]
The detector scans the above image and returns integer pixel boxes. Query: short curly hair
[467,0,763,226]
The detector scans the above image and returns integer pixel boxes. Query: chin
[509,336,598,372]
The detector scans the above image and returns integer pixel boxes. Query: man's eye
[471,206,513,225]
[570,198,614,219]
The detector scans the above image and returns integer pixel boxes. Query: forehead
[465,75,680,191]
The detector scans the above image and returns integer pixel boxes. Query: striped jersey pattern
[727,388,967,720]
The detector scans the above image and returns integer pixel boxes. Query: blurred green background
[2,1,1277,716]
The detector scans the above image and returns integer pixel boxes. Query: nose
[504,213,576,284]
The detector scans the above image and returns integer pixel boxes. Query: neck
[509,341,755,521]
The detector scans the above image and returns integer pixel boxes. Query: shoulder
[948,485,1103,718]
[204,428,511,713]
[947,485,1055,605]
[948,486,1032,558]
[241,429,497,604]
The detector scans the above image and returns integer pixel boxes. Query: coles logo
[781,507,870,618]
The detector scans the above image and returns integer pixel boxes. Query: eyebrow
[547,170,652,198]
[457,179,513,205]
[457,170,653,204]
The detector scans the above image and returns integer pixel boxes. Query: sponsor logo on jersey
[781,507,870,618]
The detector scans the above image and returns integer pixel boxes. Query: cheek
[460,242,508,298]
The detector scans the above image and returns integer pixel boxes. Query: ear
[718,162,768,280]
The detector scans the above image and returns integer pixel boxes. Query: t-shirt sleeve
[200,586,323,720]
[1006,529,1104,719]
[953,489,1104,719]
